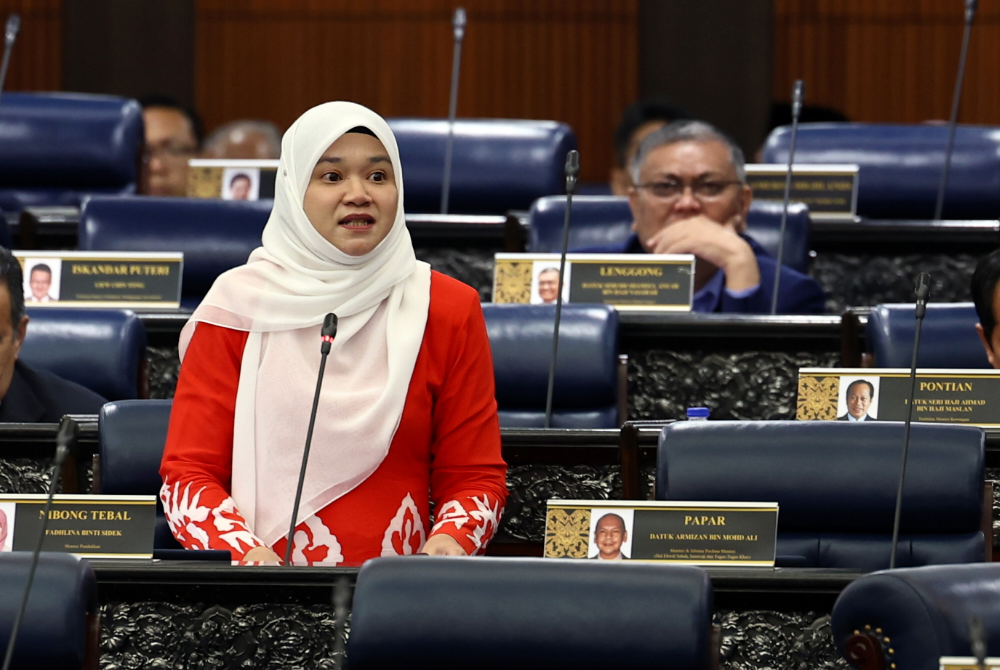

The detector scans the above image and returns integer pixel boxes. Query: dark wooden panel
[0,0,61,92]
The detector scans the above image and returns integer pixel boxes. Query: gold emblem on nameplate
[544,507,591,558]
[492,260,533,304]
[187,167,223,198]
[796,375,839,420]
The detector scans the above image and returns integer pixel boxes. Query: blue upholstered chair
[761,123,1000,220]
[527,196,813,274]
[0,553,99,669]
[482,304,622,429]
[866,302,990,369]
[657,421,986,570]
[832,564,1000,670]
[79,196,271,308]
[387,118,577,215]
[0,92,143,214]
[21,308,148,400]
[348,556,716,670]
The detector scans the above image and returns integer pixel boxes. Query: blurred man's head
[972,249,1000,368]
[0,249,28,401]
[610,97,690,196]
[28,265,51,301]
[845,380,873,419]
[140,95,202,197]
[537,268,560,304]
[594,513,627,559]
[229,173,252,200]
[203,120,282,160]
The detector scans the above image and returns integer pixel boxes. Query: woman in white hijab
[159,102,507,564]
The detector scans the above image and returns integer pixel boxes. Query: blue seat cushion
[867,303,990,369]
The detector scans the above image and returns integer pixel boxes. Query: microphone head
[966,0,978,23]
[792,80,805,116]
[322,313,338,338]
[564,150,579,195]
[453,7,467,40]
[5,14,20,44]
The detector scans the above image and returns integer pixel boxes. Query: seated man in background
[0,249,106,421]
[591,120,825,314]
[609,96,690,196]
[140,94,203,197]
[202,119,282,160]
[972,248,1000,368]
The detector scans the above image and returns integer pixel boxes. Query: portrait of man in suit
[838,378,877,422]
[590,512,630,561]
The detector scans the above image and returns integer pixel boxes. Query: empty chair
[866,302,990,369]
[657,421,986,569]
[348,556,716,670]
[79,196,271,308]
[482,304,622,428]
[387,118,577,215]
[0,553,99,669]
[21,308,148,400]
[0,92,143,215]
[832,563,1000,670]
[762,123,1000,220]
[527,195,812,274]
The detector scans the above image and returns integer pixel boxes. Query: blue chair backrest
[658,421,985,569]
[867,303,990,369]
[0,92,143,213]
[832,564,1000,670]
[482,304,619,429]
[21,308,147,400]
[79,196,272,308]
[387,118,577,215]
[0,553,98,670]
[527,195,812,274]
[348,556,714,670]
[762,122,1000,220]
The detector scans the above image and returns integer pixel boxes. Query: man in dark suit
[972,249,1000,369]
[591,512,629,561]
[838,379,875,422]
[0,249,106,422]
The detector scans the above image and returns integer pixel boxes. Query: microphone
[440,7,467,215]
[283,313,338,566]
[889,273,931,569]
[970,614,987,670]
[770,79,804,315]
[934,0,978,221]
[543,149,580,428]
[0,14,21,109]
[1,416,76,670]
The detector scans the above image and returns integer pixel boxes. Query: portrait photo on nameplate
[187,158,278,199]
[494,253,694,310]
[14,251,183,309]
[544,499,778,566]
[797,368,1000,426]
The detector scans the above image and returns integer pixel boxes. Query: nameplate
[745,164,859,222]
[543,500,778,566]
[796,368,1000,426]
[0,494,156,558]
[187,159,278,200]
[940,658,1000,669]
[493,253,694,311]
[15,251,183,309]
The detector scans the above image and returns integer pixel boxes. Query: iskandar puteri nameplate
[493,253,694,311]
[0,494,156,558]
[745,164,859,222]
[796,368,1000,427]
[187,159,278,201]
[543,499,778,567]
[15,251,183,309]
[940,658,1000,670]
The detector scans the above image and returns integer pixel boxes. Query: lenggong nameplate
[745,164,859,222]
[16,251,183,309]
[544,499,778,567]
[797,368,1000,426]
[0,494,156,558]
[493,253,694,311]
[187,159,278,200]
[940,658,1000,670]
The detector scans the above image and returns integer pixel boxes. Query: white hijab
[179,101,431,546]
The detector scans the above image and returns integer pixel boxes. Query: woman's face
[303,132,399,256]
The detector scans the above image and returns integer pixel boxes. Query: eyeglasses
[635,179,742,200]
[143,143,198,163]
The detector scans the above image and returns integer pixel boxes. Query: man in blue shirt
[596,120,825,314]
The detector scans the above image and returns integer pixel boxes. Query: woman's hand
[421,534,468,556]
[241,546,283,564]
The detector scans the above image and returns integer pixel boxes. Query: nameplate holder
[187,159,279,200]
[745,164,859,222]
[16,251,183,309]
[797,368,1000,427]
[0,494,156,559]
[940,657,1000,669]
[493,253,694,311]
[543,499,778,567]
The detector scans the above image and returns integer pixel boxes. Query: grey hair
[630,120,746,185]
[203,119,282,159]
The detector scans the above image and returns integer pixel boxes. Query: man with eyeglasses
[139,95,204,197]
[592,120,825,314]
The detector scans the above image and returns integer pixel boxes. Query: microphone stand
[889,273,931,569]
[934,0,978,222]
[440,7,466,215]
[771,79,804,315]
[543,150,579,429]
[283,313,338,566]
[1,416,76,670]
[0,14,22,109]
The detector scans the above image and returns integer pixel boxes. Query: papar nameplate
[543,499,778,567]
[796,368,1000,426]
[0,494,156,558]
[745,164,859,222]
[940,658,1000,670]
[187,159,278,200]
[493,253,694,311]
